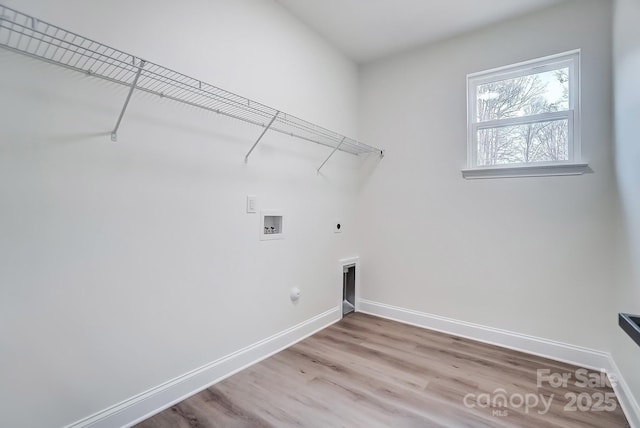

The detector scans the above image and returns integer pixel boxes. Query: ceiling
[275,0,567,63]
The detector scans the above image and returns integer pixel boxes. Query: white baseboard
[64,307,341,428]
[358,299,640,428]
[609,357,640,428]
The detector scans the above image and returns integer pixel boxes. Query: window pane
[476,68,569,122]
[477,119,569,166]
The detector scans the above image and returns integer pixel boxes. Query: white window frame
[463,50,588,179]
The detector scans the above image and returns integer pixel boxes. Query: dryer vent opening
[343,265,355,315]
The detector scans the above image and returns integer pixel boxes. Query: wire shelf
[0,4,383,158]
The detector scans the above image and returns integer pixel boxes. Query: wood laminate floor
[136,313,629,427]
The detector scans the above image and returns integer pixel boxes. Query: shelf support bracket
[317,136,346,174]
[111,59,146,142]
[244,111,279,163]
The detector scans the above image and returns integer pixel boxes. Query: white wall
[358,0,619,354]
[0,1,362,427]
[613,0,640,402]
[3,0,637,426]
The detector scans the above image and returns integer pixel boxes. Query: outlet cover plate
[247,195,257,213]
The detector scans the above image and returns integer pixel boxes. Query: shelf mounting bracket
[317,136,346,174]
[111,59,146,142]
[244,111,279,163]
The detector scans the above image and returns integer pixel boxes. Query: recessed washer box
[260,211,284,241]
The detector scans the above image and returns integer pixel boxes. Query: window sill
[461,163,590,179]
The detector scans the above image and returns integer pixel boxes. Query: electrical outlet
[246,195,257,213]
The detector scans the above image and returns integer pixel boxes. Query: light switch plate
[247,195,257,213]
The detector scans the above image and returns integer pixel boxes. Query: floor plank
[136,313,630,428]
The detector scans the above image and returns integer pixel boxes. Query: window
[463,50,588,179]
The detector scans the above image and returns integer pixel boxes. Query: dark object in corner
[619,313,640,348]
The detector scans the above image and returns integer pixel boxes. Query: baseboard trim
[358,299,609,368]
[609,357,640,428]
[358,299,640,428]
[65,307,342,428]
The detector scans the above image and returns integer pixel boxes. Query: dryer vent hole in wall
[343,265,355,315]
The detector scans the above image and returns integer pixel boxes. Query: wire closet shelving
[0,4,383,171]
